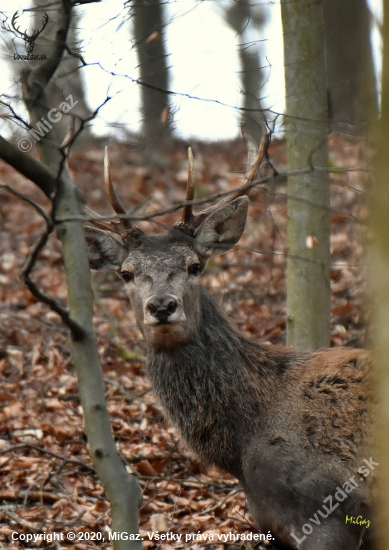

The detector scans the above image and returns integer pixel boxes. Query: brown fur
[85,197,374,550]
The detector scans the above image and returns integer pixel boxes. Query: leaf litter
[0,136,368,548]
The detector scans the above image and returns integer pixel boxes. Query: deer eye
[188,263,201,276]
[121,270,134,283]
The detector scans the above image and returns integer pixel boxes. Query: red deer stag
[85,139,374,550]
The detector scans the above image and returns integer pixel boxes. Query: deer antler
[84,148,133,236]
[11,11,48,39]
[89,136,268,239]
[11,11,49,53]
[104,147,134,235]
[227,130,270,203]
[84,206,117,233]
[179,131,270,231]
[176,147,195,230]
[31,12,49,40]
[11,11,28,39]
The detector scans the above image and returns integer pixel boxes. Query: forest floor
[0,135,369,549]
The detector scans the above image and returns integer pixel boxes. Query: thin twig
[0,443,95,472]
[0,184,50,224]
[0,181,85,337]
[4,510,40,531]
[20,223,85,338]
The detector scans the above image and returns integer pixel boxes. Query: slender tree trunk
[371,1,389,547]
[31,1,92,135]
[322,0,378,127]
[223,1,266,135]
[56,176,144,550]
[7,3,145,547]
[130,0,171,143]
[281,0,331,351]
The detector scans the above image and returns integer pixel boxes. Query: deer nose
[147,296,177,323]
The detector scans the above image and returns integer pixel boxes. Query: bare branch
[64,43,87,66]
[0,99,31,132]
[84,205,118,232]
[0,443,95,473]
[0,184,50,224]
[4,153,85,339]
[0,135,56,198]
[20,219,85,339]
[73,0,102,4]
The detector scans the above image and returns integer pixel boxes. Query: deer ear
[194,197,248,257]
[84,226,127,271]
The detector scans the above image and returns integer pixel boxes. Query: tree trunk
[1,2,145,548]
[223,1,266,136]
[371,1,389,547]
[322,0,378,128]
[130,0,171,143]
[281,0,331,351]
[31,0,92,135]
[56,172,144,550]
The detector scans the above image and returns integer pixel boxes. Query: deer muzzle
[145,295,186,326]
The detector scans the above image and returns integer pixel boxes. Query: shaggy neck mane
[146,286,294,477]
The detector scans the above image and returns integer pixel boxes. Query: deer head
[85,138,267,349]
[11,11,49,54]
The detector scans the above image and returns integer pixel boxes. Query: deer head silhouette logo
[11,11,49,54]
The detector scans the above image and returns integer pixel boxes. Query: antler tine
[104,146,133,231]
[191,131,270,229]
[229,130,270,202]
[32,12,49,39]
[11,11,26,38]
[84,206,118,233]
[181,147,195,226]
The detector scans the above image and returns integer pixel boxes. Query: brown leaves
[0,137,368,548]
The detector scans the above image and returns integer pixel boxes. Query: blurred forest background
[0,0,382,141]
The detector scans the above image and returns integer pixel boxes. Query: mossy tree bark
[281,0,331,351]
[371,1,389,546]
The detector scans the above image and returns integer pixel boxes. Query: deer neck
[146,286,280,477]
